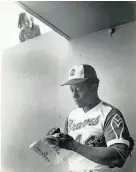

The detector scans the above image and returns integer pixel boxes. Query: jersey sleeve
[104,108,130,147]
[36,25,41,35]
[34,24,41,36]
[19,32,25,42]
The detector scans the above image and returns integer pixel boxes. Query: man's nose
[73,91,79,98]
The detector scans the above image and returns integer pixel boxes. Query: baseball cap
[61,64,99,86]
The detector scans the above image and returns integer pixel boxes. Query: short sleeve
[37,25,41,35]
[19,32,25,42]
[19,29,27,42]
[104,108,130,147]
[34,24,41,36]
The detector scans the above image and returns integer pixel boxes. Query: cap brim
[61,78,88,86]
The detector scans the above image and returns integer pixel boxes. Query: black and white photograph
[0,1,136,172]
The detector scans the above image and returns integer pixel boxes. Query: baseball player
[47,64,134,172]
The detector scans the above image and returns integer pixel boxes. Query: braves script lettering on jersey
[69,116,100,132]
[66,101,130,172]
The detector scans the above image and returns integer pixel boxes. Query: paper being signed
[29,135,73,166]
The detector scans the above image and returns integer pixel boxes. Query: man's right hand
[46,127,61,136]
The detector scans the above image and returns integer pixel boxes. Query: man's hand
[46,127,61,136]
[46,133,75,150]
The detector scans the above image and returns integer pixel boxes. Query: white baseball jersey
[65,101,130,172]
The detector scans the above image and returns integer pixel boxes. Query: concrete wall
[2,22,136,172]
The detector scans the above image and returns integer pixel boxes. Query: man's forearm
[70,141,123,167]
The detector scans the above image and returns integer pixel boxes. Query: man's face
[70,81,95,108]
[22,16,31,29]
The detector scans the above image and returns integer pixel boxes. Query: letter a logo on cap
[70,69,75,76]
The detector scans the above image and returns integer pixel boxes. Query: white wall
[2,22,136,172]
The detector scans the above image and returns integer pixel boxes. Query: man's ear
[91,83,98,92]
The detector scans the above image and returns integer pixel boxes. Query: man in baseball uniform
[47,64,134,172]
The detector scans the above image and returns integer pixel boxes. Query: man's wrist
[68,140,80,151]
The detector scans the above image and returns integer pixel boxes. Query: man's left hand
[46,133,75,150]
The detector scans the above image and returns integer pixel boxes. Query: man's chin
[25,26,30,29]
[75,102,84,108]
